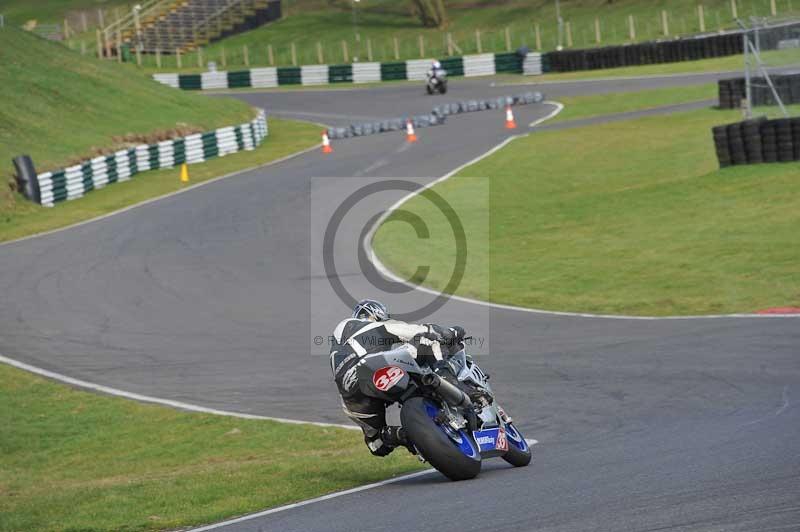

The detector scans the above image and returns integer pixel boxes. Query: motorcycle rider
[329,299,465,457]
[428,59,446,80]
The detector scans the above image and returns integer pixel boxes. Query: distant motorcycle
[426,68,448,95]
[357,336,531,480]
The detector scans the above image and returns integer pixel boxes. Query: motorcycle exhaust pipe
[421,373,472,409]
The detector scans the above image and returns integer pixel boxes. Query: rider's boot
[380,426,415,454]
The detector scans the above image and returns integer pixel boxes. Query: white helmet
[432,60,441,69]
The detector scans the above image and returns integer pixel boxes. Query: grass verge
[0,118,320,244]
[548,83,718,123]
[0,363,424,532]
[373,91,800,316]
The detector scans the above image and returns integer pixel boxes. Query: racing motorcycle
[356,337,531,481]
[426,69,448,95]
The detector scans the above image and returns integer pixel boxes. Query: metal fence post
[743,29,752,119]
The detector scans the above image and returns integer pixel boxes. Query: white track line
[188,437,540,531]
[0,353,357,430]
[187,470,437,531]
[363,102,800,321]
[530,100,565,127]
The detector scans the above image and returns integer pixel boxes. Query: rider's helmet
[432,60,441,70]
[352,299,390,321]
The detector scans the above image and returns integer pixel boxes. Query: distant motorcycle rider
[427,59,446,80]
[329,299,465,457]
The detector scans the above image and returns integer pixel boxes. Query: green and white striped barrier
[153,52,542,90]
[36,110,268,207]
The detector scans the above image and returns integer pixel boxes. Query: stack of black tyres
[742,118,765,164]
[712,124,731,167]
[713,117,800,167]
[726,121,747,165]
[718,74,800,109]
[795,119,800,161]
[776,119,795,163]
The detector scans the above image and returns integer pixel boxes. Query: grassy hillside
[1,0,133,25]
[0,25,252,192]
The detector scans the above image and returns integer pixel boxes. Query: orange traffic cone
[322,131,333,154]
[406,120,418,143]
[505,106,517,129]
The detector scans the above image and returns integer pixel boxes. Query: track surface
[2,75,799,531]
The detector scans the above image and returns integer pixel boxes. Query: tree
[409,0,448,28]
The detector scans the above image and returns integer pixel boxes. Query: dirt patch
[63,123,203,167]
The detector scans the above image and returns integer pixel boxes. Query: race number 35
[372,366,405,391]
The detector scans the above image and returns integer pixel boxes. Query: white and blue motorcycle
[357,336,531,481]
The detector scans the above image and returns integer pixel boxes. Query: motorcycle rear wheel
[401,397,481,481]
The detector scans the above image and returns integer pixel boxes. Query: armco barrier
[35,111,268,207]
[718,73,800,109]
[153,52,541,90]
[712,116,800,167]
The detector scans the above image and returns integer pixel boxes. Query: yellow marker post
[180,163,189,183]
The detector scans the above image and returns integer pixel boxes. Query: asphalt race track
[1,73,799,532]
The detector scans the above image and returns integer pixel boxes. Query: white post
[698,4,706,32]
[628,14,636,40]
[594,17,601,43]
[662,10,669,36]
[730,0,738,19]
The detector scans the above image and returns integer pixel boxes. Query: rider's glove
[448,326,466,342]
[412,330,443,347]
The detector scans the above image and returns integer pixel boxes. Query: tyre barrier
[543,20,800,73]
[718,73,800,109]
[325,91,544,140]
[30,110,268,207]
[153,52,541,90]
[712,116,800,168]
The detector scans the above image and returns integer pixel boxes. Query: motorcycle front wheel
[401,397,481,481]
[502,422,532,467]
